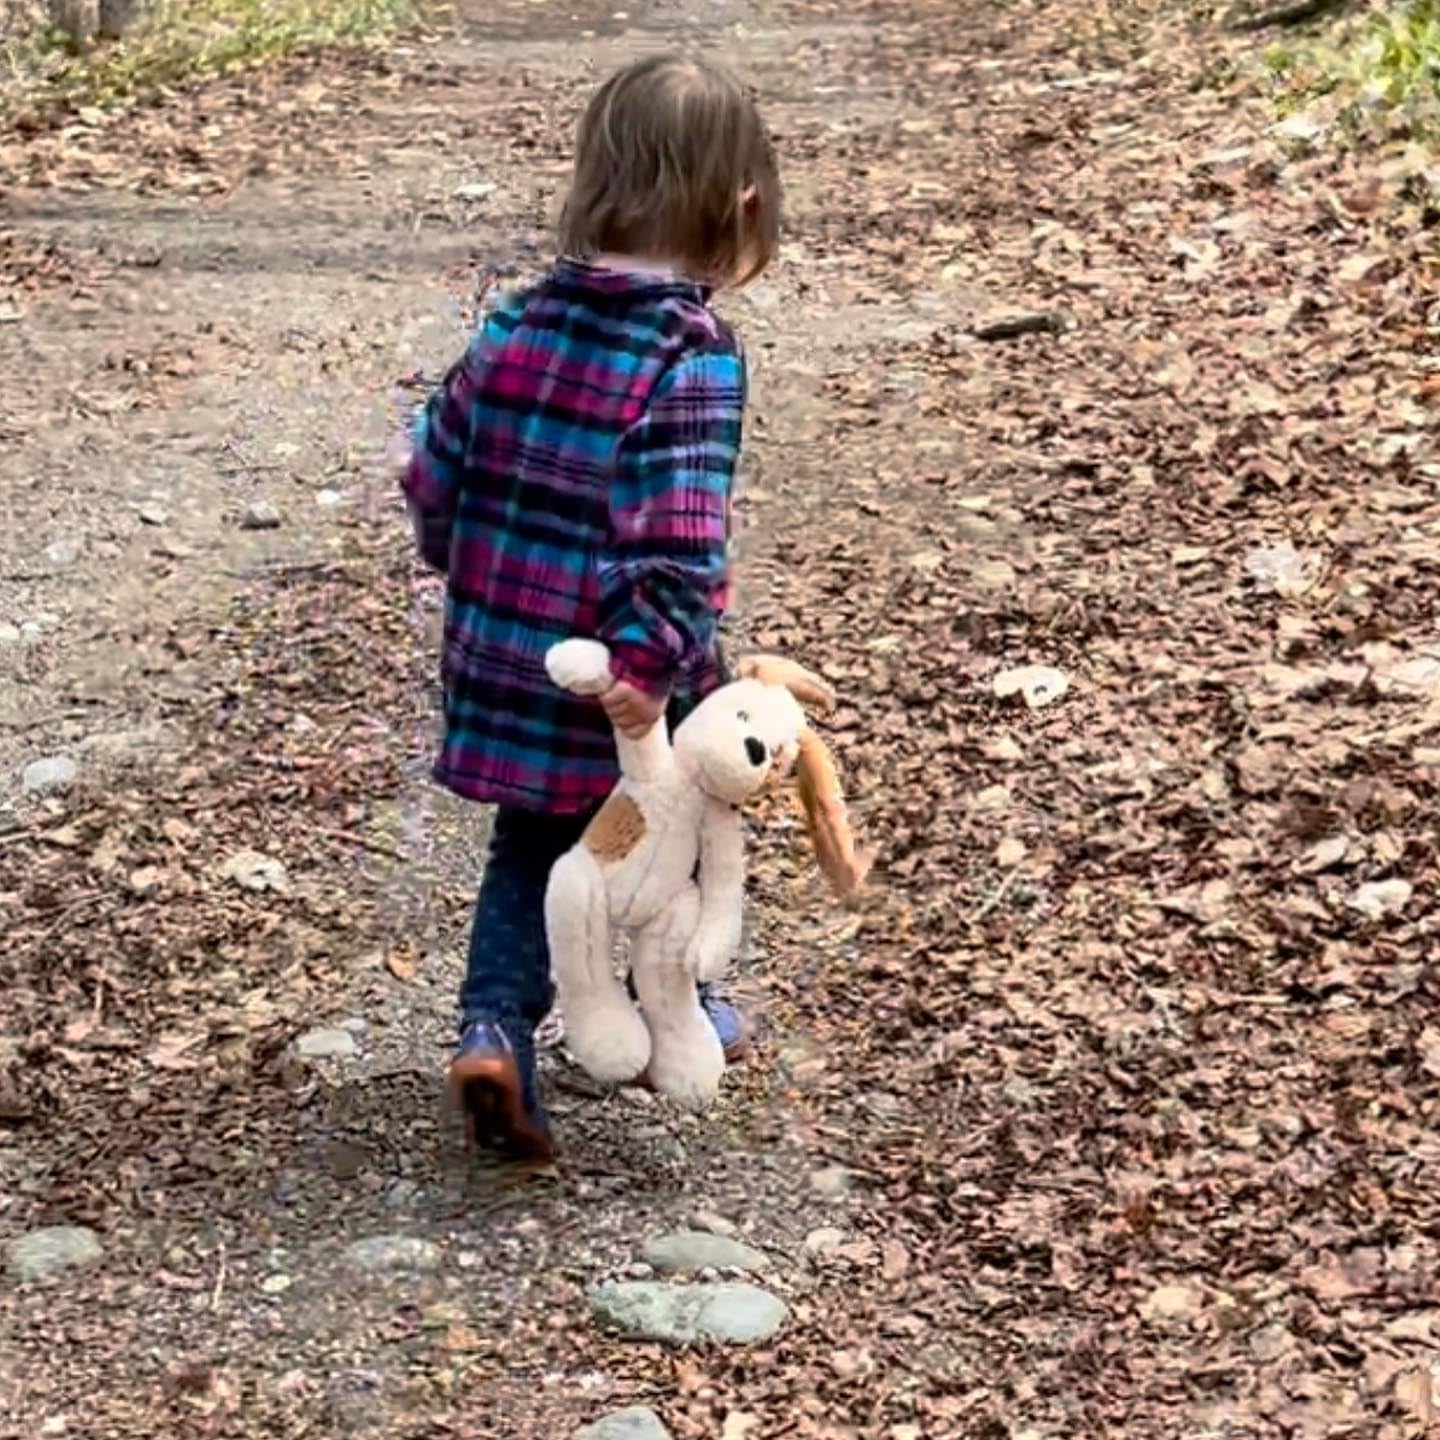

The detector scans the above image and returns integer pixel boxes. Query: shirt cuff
[606,642,674,699]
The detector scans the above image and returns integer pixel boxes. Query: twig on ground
[222,561,361,583]
[1227,0,1347,31]
[211,1241,227,1312]
[969,865,1022,923]
[971,311,1072,342]
[320,827,401,861]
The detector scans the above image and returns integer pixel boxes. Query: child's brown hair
[560,54,781,287]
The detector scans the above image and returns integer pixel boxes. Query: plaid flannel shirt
[402,259,742,812]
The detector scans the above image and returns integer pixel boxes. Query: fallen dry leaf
[1348,879,1413,922]
[1395,1367,1440,1430]
[217,849,291,896]
[1141,1282,1205,1325]
[721,1413,762,1440]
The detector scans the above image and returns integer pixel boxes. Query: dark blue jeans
[460,806,596,1039]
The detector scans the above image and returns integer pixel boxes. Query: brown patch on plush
[583,792,648,862]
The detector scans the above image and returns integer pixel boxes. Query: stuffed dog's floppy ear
[795,729,873,900]
[737,655,836,714]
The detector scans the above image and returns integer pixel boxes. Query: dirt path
[4,0,1439,1436]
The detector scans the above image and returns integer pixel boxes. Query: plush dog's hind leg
[545,849,651,1082]
[688,799,745,982]
[633,883,724,1110]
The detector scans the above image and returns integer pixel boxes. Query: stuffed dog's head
[673,677,807,807]
[675,655,872,900]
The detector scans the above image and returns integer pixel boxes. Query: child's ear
[794,730,872,900]
[736,655,836,713]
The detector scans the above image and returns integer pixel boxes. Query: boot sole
[449,1050,555,1164]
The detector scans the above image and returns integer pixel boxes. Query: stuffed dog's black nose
[745,736,767,767]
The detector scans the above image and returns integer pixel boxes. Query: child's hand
[601,681,667,739]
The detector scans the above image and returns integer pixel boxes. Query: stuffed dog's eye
[736,710,750,723]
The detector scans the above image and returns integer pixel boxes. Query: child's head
[560,54,780,288]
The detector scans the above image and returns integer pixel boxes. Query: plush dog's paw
[686,935,735,984]
[565,997,651,1083]
[647,1026,725,1111]
[546,639,614,696]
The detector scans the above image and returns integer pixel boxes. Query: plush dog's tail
[545,639,614,696]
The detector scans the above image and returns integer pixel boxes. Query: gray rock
[295,1027,358,1061]
[138,504,168,526]
[803,1226,847,1256]
[19,614,59,645]
[808,1165,854,1200]
[576,1407,672,1440]
[381,1179,425,1212]
[343,1235,441,1274]
[7,1226,103,1281]
[690,1209,738,1238]
[43,537,81,569]
[22,756,77,796]
[241,500,282,531]
[643,1231,769,1275]
[0,622,20,645]
[973,559,1018,590]
[587,1281,788,1346]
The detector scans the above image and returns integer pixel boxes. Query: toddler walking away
[401,54,781,1165]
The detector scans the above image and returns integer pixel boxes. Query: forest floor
[2,0,1439,1435]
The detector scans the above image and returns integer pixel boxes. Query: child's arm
[598,347,743,698]
[400,360,474,573]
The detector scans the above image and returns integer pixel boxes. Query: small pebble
[576,1407,672,1440]
[643,1231,768,1275]
[294,1027,358,1061]
[7,1226,103,1281]
[241,500,282,530]
[343,1235,441,1274]
[588,1280,788,1345]
[808,1165,854,1200]
[43,538,80,569]
[691,1209,738,1238]
[22,756,78,796]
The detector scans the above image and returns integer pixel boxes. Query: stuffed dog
[542,640,870,1109]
